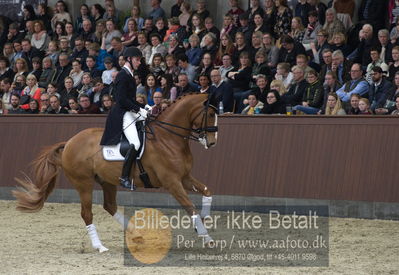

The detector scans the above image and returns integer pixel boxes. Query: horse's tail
[12,142,66,213]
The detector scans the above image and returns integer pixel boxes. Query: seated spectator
[167,34,185,57]
[53,53,72,90]
[348,24,378,68]
[293,69,324,114]
[85,55,103,78]
[273,0,293,39]
[310,29,331,65]
[282,65,309,106]
[251,50,272,88]
[320,71,342,111]
[151,91,164,116]
[48,95,69,114]
[368,66,395,111]
[336,63,369,103]
[289,17,305,44]
[69,60,84,88]
[251,74,270,104]
[0,99,7,115]
[227,51,253,113]
[251,12,271,37]
[101,57,117,85]
[149,53,166,79]
[13,58,29,81]
[159,74,177,101]
[295,0,311,26]
[247,0,265,25]
[75,4,93,33]
[0,56,15,82]
[262,90,286,115]
[331,49,351,85]
[237,13,251,42]
[14,75,27,95]
[365,48,389,84]
[390,95,399,115]
[164,55,180,82]
[0,78,12,110]
[188,13,207,42]
[103,2,122,28]
[176,73,198,97]
[59,76,79,107]
[102,19,122,51]
[324,92,346,115]
[122,18,138,47]
[165,17,188,43]
[46,82,61,99]
[204,17,220,43]
[137,32,152,64]
[179,2,192,27]
[323,8,346,41]
[20,74,41,110]
[38,57,56,88]
[177,54,196,85]
[319,49,333,81]
[3,43,16,69]
[215,34,234,66]
[136,94,147,105]
[346,93,361,115]
[185,34,203,67]
[209,69,234,113]
[388,46,399,82]
[149,33,167,64]
[89,78,110,107]
[77,93,101,114]
[220,14,237,41]
[68,97,80,114]
[198,73,211,94]
[296,54,313,77]
[275,62,294,90]
[250,31,263,59]
[100,94,113,114]
[28,57,43,82]
[59,36,73,56]
[358,98,373,115]
[140,74,162,106]
[191,0,210,22]
[53,21,66,42]
[219,54,235,82]
[8,94,25,114]
[270,79,287,96]
[231,32,251,66]
[25,98,39,114]
[330,32,351,57]
[51,0,72,31]
[149,0,166,20]
[93,19,106,44]
[78,72,93,95]
[80,19,96,43]
[262,33,279,69]
[278,35,306,66]
[70,37,89,68]
[31,20,50,52]
[390,17,399,44]
[38,92,50,113]
[200,32,217,59]
[196,53,214,81]
[65,22,78,49]
[151,17,168,41]
[241,92,264,115]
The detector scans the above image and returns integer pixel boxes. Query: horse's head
[191,93,219,149]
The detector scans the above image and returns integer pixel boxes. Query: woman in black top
[262,89,286,114]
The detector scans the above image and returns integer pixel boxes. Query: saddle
[102,121,156,189]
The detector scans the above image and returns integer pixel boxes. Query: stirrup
[119,177,136,191]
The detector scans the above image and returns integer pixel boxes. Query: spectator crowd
[1,0,399,116]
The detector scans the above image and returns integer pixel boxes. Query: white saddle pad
[102,133,146,161]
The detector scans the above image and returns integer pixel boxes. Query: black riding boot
[119,145,137,190]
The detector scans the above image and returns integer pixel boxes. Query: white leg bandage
[113,212,129,230]
[192,214,213,244]
[86,224,109,253]
[200,196,212,219]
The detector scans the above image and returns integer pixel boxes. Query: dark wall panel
[1,115,399,203]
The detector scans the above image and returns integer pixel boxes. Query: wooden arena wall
[1,115,398,203]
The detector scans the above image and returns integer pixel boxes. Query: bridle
[148,99,218,145]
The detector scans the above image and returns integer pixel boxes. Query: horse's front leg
[164,177,214,245]
[182,174,213,219]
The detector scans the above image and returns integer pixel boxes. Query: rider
[100,47,148,189]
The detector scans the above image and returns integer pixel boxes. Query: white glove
[138,107,148,119]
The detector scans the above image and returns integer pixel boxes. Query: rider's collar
[123,64,134,77]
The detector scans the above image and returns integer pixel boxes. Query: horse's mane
[154,92,205,120]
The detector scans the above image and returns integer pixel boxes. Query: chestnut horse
[13,93,218,252]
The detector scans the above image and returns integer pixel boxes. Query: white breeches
[123,111,145,151]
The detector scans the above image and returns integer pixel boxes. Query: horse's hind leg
[67,175,108,253]
[182,174,213,219]
[100,181,128,230]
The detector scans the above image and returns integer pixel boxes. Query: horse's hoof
[98,245,109,253]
